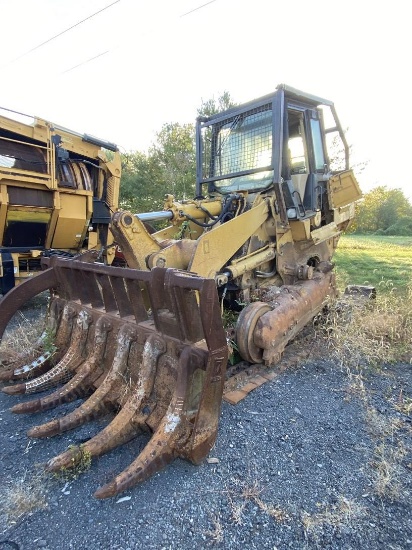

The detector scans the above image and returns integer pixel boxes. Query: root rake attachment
[0,256,228,498]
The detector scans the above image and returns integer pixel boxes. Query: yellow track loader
[0,107,121,294]
[0,85,361,499]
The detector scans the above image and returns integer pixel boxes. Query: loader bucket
[0,256,228,498]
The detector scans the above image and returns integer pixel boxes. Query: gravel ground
[0,302,411,550]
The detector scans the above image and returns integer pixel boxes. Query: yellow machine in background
[0,108,121,294]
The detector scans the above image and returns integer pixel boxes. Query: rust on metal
[0,256,228,499]
[0,267,57,342]
[237,272,336,366]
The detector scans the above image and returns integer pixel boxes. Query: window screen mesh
[199,104,273,189]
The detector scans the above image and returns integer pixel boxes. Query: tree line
[119,92,235,214]
[118,95,412,236]
[352,186,412,235]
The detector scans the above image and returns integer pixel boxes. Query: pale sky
[1,0,410,199]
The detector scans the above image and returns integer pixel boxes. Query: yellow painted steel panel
[328,170,362,209]
[52,194,88,249]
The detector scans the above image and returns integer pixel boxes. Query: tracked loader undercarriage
[0,85,361,498]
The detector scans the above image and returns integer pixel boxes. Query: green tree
[197,91,237,117]
[149,122,196,200]
[119,150,164,213]
[119,92,238,210]
[354,186,412,233]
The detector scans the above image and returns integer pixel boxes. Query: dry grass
[202,475,290,544]
[363,408,408,500]
[395,389,412,416]
[342,384,409,503]
[314,284,412,369]
[253,497,290,522]
[339,366,409,502]
[312,290,412,504]
[224,476,289,526]
[0,311,46,367]
[302,496,366,539]
[0,470,49,527]
[342,368,409,502]
[370,442,407,500]
[345,370,368,401]
[204,514,224,544]
[365,407,403,438]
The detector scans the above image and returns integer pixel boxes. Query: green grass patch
[334,234,412,294]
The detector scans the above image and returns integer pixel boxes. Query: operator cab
[196,84,350,223]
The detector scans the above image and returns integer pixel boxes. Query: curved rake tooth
[0,347,53,383]
[45,334,166,468]
[2,349,56,383]
[13,316,112,418]
[36,324,136,445]
[0,369,18,382]
[94,346,193,500]
[94,401,181,499]
[94,404,181,498]
[0,299,62,382]
[4,308,91,397]
[1,302,74,389]
[2,382,28,395]
[2,349,59,395]
[11,377,93,415]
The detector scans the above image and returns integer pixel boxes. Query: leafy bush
[354,186,412,234]
[381,217,412,236]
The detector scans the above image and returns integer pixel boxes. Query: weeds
[222,308,241,365]
[226,338,241,366]
[172,220,194,240]
[41,327,57,356]
[222,308,239,330]
[53,445,92,482]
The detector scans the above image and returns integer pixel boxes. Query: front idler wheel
[235,302,271,363]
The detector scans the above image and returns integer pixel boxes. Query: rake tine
[4,308,91,398]
[94,346,193,499]
[24,317,113,420]
[44,333,166,466]
[0,299,66,382]
[29,324,136,440]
